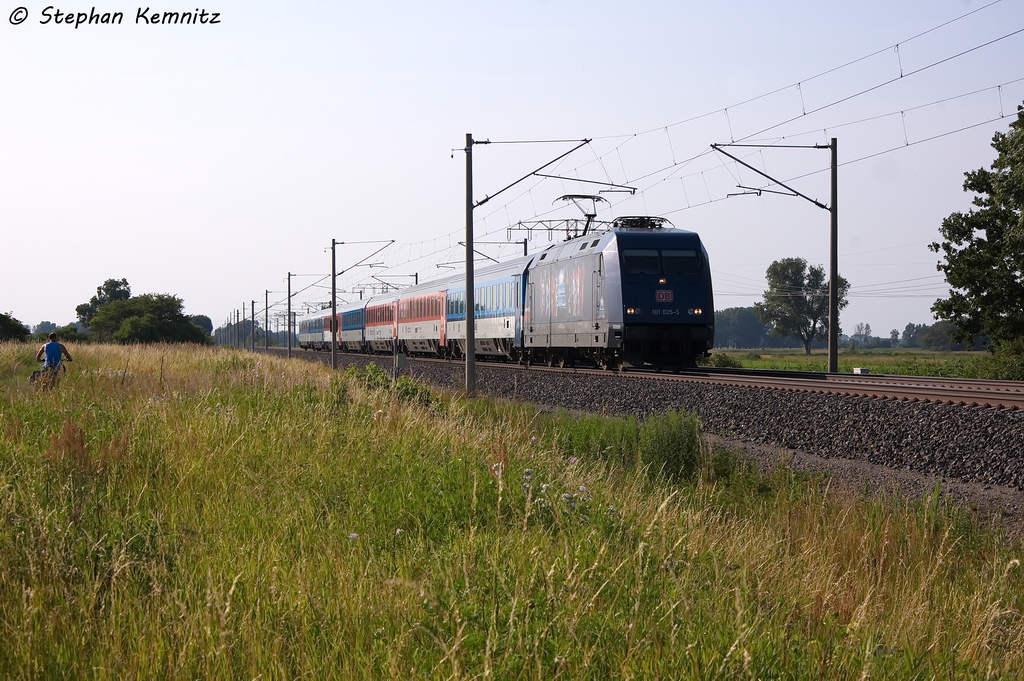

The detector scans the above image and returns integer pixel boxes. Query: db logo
[655,290,673,302]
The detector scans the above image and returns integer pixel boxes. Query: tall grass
[1,342,1022,678]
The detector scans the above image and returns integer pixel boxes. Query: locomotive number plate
[655,290,674,302]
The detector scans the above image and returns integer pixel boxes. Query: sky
[2,0,1023,339]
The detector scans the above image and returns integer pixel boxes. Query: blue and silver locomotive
[298,216,714,370]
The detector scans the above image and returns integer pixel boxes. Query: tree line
[717,307,981,352]
[0,279,211,344]
[212,318,294,348]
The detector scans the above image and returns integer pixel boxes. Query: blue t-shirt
[44,342,63,366]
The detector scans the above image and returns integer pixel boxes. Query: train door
[438,292,446,347]
[525,281,537,345]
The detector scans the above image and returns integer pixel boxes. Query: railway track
[270,347,1024,411]
[674,367,1024,410]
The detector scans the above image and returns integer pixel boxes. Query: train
[297,216,714,370]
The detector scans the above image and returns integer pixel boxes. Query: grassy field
[707,347,1024,379]
[1,342,1023,678]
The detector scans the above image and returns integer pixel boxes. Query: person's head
[48,332,57,342]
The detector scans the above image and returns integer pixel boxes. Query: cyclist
[36,332,73,370]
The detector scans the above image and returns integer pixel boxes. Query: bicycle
[31,358,71,389]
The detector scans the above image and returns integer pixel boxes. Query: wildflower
[395,528,405,535]
[568,457,578,464]
[579,485,587,493]
[530,436,538,444]
[522,482,531,489]
[348,533,359,540]
[524,468,534,475]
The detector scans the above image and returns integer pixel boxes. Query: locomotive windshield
[622,248,699,275]
[661,250,699,275]
[622,249,660,274]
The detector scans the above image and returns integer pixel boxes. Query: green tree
[714,307,769,348]
[754,257,850,355]
[51,324,88,343]
[851,322,872,347]
[0,312,31,342]
[76,278,131,327]
[930,103,1024,350]
[901,323,925,348]
[189,314,213,336]
[89,294,209,344]
[919,321,962,351]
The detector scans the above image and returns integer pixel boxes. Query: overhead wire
[618,0,1008,140]
[241,2,1019,319]
[736,26,1024,144]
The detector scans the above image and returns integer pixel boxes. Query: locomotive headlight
[689,308,703,316]
[658,277,667,284]
[626,307,638,315]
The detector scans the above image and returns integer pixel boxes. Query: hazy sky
[3,0,1023,338]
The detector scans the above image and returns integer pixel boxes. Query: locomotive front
[605,218,714,369]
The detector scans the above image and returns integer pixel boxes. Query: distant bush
[697,353,743,368]
[893,349,1024,381]
[32,324,88,344]
[955,353,1024,381]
